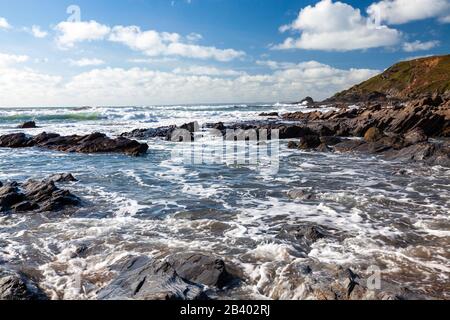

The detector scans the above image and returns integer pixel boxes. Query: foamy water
[0,104,449,300]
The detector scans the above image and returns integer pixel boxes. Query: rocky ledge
[0,132,149,156]
[0,174,81,214]
[0,269,48,300]
[98,253,241,300]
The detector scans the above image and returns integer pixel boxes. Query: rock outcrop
[0,269,47,300]
[0,177,81,214]
[0,132,148,156]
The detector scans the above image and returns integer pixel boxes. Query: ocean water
[0,104,449,300]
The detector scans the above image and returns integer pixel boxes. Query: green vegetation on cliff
[329,55,450,102]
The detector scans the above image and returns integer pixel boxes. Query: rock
[403,128,428,146]
[298,135,321,149]
[0,179,80,214]
[320,136,342,146]
[121,126,177,140]
[287,141,299,149]
[98,256,208,300]
[18,121,37,129]
[0,132,149,157]
[180,122,199,133]
[300,97,314,105]
[165,253,240,289]
[316,143,332,152]
[47,173,78,183]
[364,127,384,142]
[259,112,279,117]
[0,133,31,148]
[287,189,315,200]
[0,270,47,300]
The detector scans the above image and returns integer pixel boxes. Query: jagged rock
[121,126,177,140]
[0,132,148,156]
[320,136,342,146]
[18,121,37,129]
[98,256,208,300]
[0,178,80,214]
[165,253,240,289]
[0,270,47,300]
[47,173,78,183]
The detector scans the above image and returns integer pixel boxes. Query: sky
[0,0,449,107]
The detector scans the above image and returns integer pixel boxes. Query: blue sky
[0,0,449,106]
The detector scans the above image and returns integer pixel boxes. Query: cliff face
[327,55,450,103]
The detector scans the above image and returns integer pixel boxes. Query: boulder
[0,133,31,148]
[18,121,37,129]
[165,253,240,289]
[364,127,384,142]
[403,128,428,146]
[287,189,315,200]
[98,256,208,300]
[47,173,78,183]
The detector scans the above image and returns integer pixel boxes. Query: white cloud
[0,52,29,67]
[173,66,245,76]
[30,25,48,38]
[68,58,105,67]
[402,40,440,52]
[368,0,450,25]
[256,60,297,70]
[0,17,10,29]
[0,60,380,107]
[54,20,111,48]
[109,25,245,62]
[274,0,401,51]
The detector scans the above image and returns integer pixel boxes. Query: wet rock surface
[0,132,149,156]
[0,269,47,300]
[17,121,37,129]
[98,256,209,300]
[0,176,81,214]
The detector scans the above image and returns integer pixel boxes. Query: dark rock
[0,132,149,157]
[121,126,177,140]
[316,143,332,152]
[18,121,37,129]
[1,179,80,214]
[180,122,199,133]
[320,136,342,146]
[300,97,314,105]
[98,256,208,300]
[299,135,321,149]
[287,141,299,149]
[0,270,47,300]
[47,173,78,183]
[259,112,279,117]
[165,253,240,289]
[0,133,31,148]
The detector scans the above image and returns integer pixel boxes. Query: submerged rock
[0,132,148,156]
[98,256,208,300]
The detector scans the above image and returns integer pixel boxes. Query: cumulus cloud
[68,58,105,67]
[109,25,245,61]
[368,0,450,25]
[0,17,10,29]
[173,66,245,76]
[0,59,380,107]
[402,40,440,52]
[439,14,450,23]
[0,52,29,67]
[54,20,111,48]
[274,0,401,51]
[30,25,48,38]
[256,60,297,70]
